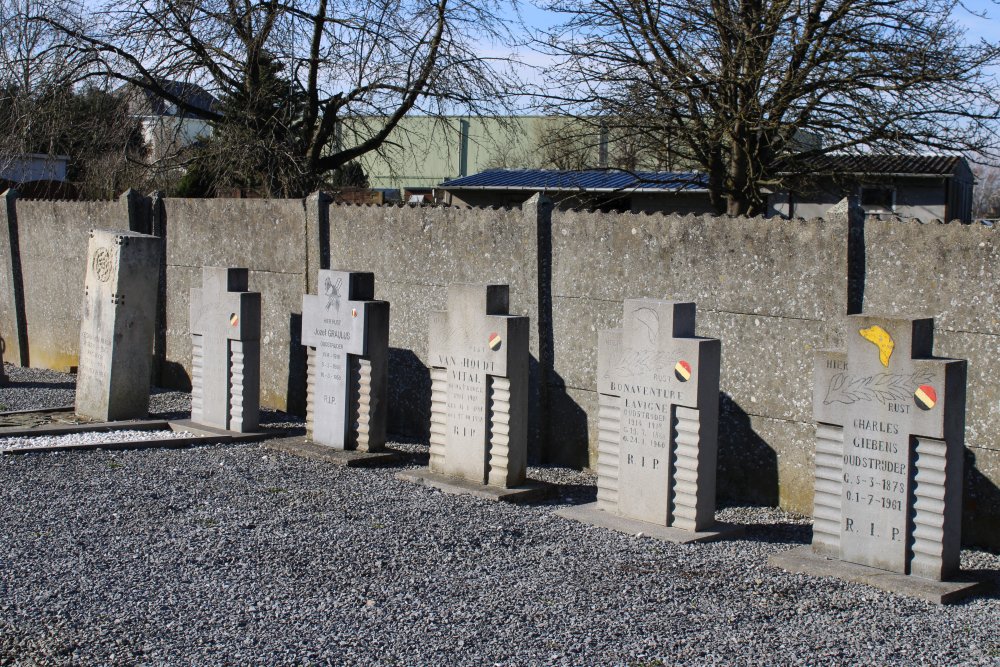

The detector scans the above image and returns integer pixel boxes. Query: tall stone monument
[557,299,738,542]
[301,269,389,451]
[75,229,161,421]
[398,284,543,500]
[771,314,976,603]
[190,267,261,433]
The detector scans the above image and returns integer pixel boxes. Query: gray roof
[440,169,709,192]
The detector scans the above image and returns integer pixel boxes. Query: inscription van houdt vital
[596,299,720,531]
[427,284,528,488]
[75,229,161,422]
[812,314,967,581]
[190,267,261,432]
[301,269,389,451]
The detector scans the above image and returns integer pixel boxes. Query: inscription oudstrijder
[812,315,967,581]
[301,269,389,451]
[596,299,721,532]
[426,284,528,489]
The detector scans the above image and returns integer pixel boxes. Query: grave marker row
[66,231,973,598]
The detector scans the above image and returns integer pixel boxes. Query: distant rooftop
[126,80,219,119]
[797,154,967,176]
[440,169,709,192]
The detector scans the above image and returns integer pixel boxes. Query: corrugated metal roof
[800,154,964,176]
[440,169,709,192]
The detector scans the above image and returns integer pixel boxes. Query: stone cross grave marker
[190,267,261,432]
[428,284,528,487]
[301,269,389,450]
[75,229,161,421]
[813,314,966,580]
[596,299,720,531]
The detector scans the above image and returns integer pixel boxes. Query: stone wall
[1,189,997,549]
[860,218,999,547]
[157,197,309,412]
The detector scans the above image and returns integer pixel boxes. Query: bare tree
[973,164,1000,219]
[43,0,525,196]
[538,0,1000,215]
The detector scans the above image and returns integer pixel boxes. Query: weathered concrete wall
[1,194,139,372]
[546,209,849,513]
[323,200,543,451]
[860,218,999,547]
[159,197,308,412]
[2,193,998,550]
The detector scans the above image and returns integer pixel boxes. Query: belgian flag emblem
[352,308,358,318]
[230,313,239,327]
[488,332,502,351]
[914,384,937,411]
[675,360,692,382]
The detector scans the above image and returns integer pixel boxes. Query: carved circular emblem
[914,384,937,410]
[92,247,116,283]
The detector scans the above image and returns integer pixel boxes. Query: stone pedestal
[75,229,161,421]
[301,269,389,451]
[190,267,261,433]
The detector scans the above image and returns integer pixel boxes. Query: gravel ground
[1,364,998,666]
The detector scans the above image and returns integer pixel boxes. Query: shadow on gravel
[547,484,598,506]
[737,521,812,546]
[5,379,75,390]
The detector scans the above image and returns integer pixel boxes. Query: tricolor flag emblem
[675,360,692,382]
[488,332,502,351]
[230,313,239,327]
[352,308,358,318]
[914,384,937,411]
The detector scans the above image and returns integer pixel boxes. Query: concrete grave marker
[595,299,720,530]
[75,229,161,421]
[301,269,389,451]
[190,267,261,432]
[398,284,545,500]
[811,315,966,579]
[556,299,737,543]
[771,314,977,603]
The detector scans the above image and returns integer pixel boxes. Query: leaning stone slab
[301,269,389,454]
[560,298,731,542]
[190,267,261,433]
[771,314,970,598]
[399,283,547,498]
[75,229,161,422]
[265,437,398,467]
[395,468,551,503]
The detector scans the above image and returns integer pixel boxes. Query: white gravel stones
[0,368,998,665]
[0,428,195,452]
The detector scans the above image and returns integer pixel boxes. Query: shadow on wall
[387,347,431,442]
[160,361,192,392]
[543,368,589,468]
[963,449,1000,552]
[286,313,306,416]
[717,392,779,506]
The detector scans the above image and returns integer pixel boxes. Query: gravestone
[398,284,541,499]
[771,314,976,603]
[596,299,720,530]
[190,267,261,433]
[557,299,738,542]
[301,269,389,451]
[75,229,161,421]
[811,315,966,580]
